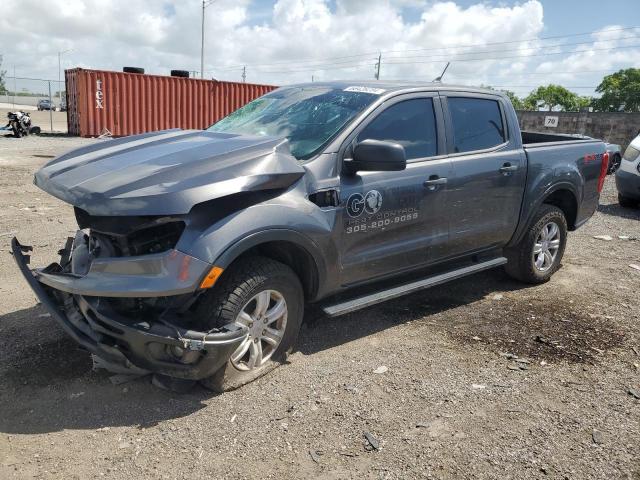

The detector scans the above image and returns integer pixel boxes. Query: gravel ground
[0,134,639,480]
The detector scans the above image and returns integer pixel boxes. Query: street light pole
[200,0,216,79]
[200,1,205,79]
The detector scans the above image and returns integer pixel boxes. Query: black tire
[618,193,638,209]
[608,154,622,174]
[194,256,304,392]
[505,204,567,284]
[170,69,190,78]
[123,66,145,74]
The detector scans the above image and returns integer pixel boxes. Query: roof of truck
[285,81,505,97]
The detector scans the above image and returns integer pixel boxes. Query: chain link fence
[1,77,66,132]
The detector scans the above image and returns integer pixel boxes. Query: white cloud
[0,0,638,98]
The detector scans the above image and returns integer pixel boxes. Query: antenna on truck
[433,62,450,83]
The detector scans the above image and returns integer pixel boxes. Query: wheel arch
[212,229,326,301]
[541,187,578,230]
[509,182,580,247]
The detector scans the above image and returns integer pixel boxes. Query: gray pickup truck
[12,82,609,391]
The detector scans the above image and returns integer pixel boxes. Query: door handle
[499,163,519,174]
[424,176,447,190]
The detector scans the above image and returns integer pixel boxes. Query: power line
[451,69,621,77]
[211,35,640,74]
[232,44,640,75]
[376,35,640,62]
[380,26,640,55]
[205,25,640,71]
[381,44,640,66]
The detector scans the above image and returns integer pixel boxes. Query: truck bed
[522,130,594,146]
[518,131,606,235]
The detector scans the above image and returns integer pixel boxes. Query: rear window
[448,98,506,153]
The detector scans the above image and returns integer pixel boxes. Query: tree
[0,55,6,95]
[524,84,581,111]
[478,85,525,110]
[574,95,593,111]
[501,90,524,110]
[593,68,640,112]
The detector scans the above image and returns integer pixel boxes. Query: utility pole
[200,0,216,79]
[374,53,381,80]
[242,66,246,83]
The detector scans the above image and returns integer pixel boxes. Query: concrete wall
[517,111,640,151]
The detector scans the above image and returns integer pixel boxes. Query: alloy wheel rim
[231,290,287,371]
[532,221,561,272]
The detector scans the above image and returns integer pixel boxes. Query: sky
[1,0,639,98]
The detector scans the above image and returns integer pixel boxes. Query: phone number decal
[346,208,419,234]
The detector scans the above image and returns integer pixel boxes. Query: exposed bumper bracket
[11,237,248,381]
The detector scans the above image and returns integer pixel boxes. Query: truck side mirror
[344,139,407,174]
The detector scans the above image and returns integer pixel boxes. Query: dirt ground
[0,134,639,480]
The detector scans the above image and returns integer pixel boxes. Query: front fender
[212,228,326,271]
[180,195,339,301]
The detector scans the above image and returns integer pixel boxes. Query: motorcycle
[6,111,32,138]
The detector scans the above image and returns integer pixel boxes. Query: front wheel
[505,204,567,284]
[194,256,304,392]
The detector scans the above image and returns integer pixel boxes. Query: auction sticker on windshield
[344,86,386,94]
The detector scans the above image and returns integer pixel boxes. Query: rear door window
[358,98,438,160]
[448,97,506,153]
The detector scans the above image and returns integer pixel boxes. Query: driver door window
[358,98,438,160]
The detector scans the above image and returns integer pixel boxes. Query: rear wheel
[505,204,567,284]
[618,193,638,209]
[194,256,303,392]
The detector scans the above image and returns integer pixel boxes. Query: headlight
[622,145,640,163]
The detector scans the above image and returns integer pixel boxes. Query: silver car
[615,135,640,208]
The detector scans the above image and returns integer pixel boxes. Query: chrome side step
[322,257,507,317]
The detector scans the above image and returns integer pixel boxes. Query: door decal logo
[364,190,383,215]
[346,193,364,217]
[347,190,383,218]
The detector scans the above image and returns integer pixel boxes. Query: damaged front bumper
[11,237,248,380]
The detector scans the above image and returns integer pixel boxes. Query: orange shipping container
[65,68,276,137]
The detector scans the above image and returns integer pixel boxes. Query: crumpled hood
[34,129,306,216]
